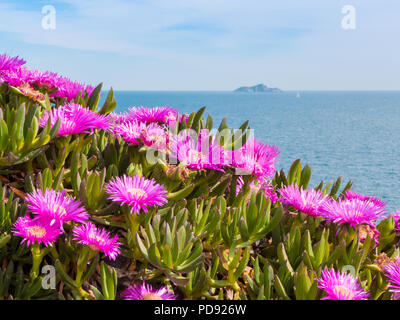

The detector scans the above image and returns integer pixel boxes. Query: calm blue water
[100,91,400,213]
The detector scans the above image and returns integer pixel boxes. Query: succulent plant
[0,53,399,301]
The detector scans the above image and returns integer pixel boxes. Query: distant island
[234,83,282,93]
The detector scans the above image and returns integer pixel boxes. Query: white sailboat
[296,91,301,98]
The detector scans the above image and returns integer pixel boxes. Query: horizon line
[101,89,400,92]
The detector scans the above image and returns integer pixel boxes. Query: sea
[100,91,400,213]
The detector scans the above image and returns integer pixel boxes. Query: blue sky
[1,0,400,90]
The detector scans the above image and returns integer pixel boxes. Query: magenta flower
[50,75,94,101]
[319,198,386,227]
[40,103,111,136]
[13,216,62,247]
[228,139,279,180]
[169,131,225,170]
[344,190,386,208]
[113,120,146,145]
[317,268,369,300]
[278,184,329,217]
[25,189,89,225]
[106,175,168,214]
[128,106,178,124]
[24,69,59,90]
[0,53,94,101]
[0,66,30,87]
[385,258,400,300]
[0,53,25,73]
[121,282,176,300]
[109,112,130,125]
[140,123,168,150]
[72,222,121,260]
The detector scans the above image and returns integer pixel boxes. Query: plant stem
[124,207,142,260]
[75,245,90,286]
[30,243,43,280]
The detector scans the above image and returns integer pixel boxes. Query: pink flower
[40,103,111,136]
[319,198,386,227]
[25,189,89,225]
[317,268,369,300]
[344,190,386,208]
[13,216,62,247]
[169,131,225,170]
[73,222,121,260]
[228,139,279,179]
[0,53,25,73]
[278,184,329,216]
[121,282,176,300]
[109,112,130,125]
[128,106,178,124]
[385,258,400,300]
[50,75,94,101]
[113,120,146,145]
[106,175,168,214]
[140,123,168,150]
[0,53,94,101]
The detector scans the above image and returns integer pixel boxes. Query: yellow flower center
[333,285,354,300]
[142,293,163,300]
[127,188,146,198]
[27,226,47,238]
[88,235,106,251]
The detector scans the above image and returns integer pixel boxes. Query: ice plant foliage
[384,258,400,300]
[390,210,400,231]
[278,184,328,216]
[25,189,89,225]
[237,177,278,203]
[121,282,176,300]
[317,268,369,300]
[13,216,62,247]
[40,103,110,135]
[73,222,121,260]
[319,198,386,227]
[106,175,168,214]
[5,52,400,300]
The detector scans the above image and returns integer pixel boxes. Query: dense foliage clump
[0,53,400,300]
